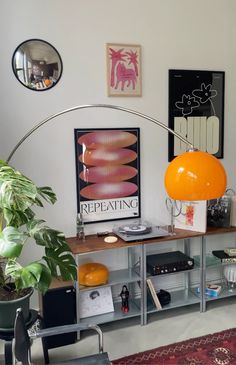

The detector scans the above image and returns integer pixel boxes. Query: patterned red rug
[112,328,236,364]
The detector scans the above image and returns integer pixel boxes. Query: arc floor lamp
[7,104,227,201]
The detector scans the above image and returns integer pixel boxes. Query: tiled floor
[1,297,236,364]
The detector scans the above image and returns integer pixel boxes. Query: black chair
[0,309,38,365]
[13,308,111,365]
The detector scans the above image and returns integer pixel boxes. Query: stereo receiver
[147,251,194,276]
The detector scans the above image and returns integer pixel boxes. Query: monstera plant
[0,159,77,305]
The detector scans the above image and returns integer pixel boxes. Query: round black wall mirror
[12,39,63,91]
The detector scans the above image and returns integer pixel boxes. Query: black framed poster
[168,69,225,161]
[74,128,140,224]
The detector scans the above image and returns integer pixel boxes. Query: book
[146,278,162,309]
[224,248,236,257]
[212,250,236,263]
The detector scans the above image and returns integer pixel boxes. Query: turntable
[113,220,169,242]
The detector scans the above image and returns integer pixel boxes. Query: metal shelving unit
[66,226,236,328]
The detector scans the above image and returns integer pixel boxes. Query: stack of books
[212,250,236,263]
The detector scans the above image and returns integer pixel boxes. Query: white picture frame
[174,200,207,233]
[79,286,114,319]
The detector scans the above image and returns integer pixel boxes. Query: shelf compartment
[79,268,140,292]
[80,298,141,325]
[193,254,221,268]
[205,283,236,302]
[109,268,140,285]
[147,288,200,313]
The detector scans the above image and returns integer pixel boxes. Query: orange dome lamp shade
[164,150,227,201]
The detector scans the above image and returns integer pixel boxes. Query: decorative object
[76,213,85,240]
[223,264,236,292]
[207,194,232,228]
[79,286,114,318]
[7,104,227,201]
[74,127,140,223]
[195,284,222,297]
[119,285,129,312]
[104,236,118,243]
[79,262,109,286]
[168,69,225,161]
[106,43,141,96]
[112,328,236,365]
[12,39,63,91]
[174,200,207,233]
[0,160,77,328]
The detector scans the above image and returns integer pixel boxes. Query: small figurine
[120,285,129,312]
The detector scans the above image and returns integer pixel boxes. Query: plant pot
[0,286,33,329]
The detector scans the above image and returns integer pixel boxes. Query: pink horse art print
[115,62,137,91]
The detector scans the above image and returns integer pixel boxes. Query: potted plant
[0,160,77,328]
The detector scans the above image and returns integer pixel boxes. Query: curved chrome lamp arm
[6,103,226,201]
[7,104,193,163]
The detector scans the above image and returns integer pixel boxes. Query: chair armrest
[30,323,104,352]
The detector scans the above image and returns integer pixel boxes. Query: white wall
[1,0,236,306]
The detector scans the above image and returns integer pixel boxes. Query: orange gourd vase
[79,263,109,286]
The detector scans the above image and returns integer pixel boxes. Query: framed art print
[174,201,207,233]
[168,69,225,161]
[106,43,142,96]
[74,128,140,223]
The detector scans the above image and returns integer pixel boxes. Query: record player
[113,220,169,242]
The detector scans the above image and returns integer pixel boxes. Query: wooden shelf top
[66,226,236,255]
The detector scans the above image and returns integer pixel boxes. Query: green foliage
[0,160,77,295]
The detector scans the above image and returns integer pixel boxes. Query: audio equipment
[39,281,77,363]
[146,251,194,276]
[113,221,169,242]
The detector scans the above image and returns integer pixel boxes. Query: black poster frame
[74,127,141,224]
[168,69,225,161]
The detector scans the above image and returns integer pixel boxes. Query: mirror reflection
[12,39,62,91]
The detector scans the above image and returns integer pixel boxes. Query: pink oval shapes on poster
[79,165,138,183]
[79,148,137,166]
[80,182,138,199]
[78,131,137,149]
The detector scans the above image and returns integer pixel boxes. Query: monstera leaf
[44,245,77,281]
[6,260,51,293]
[26,219,66,247]
[0,162,57,227]
[0,226,26,258]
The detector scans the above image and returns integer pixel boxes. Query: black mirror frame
[12,38,63,92]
